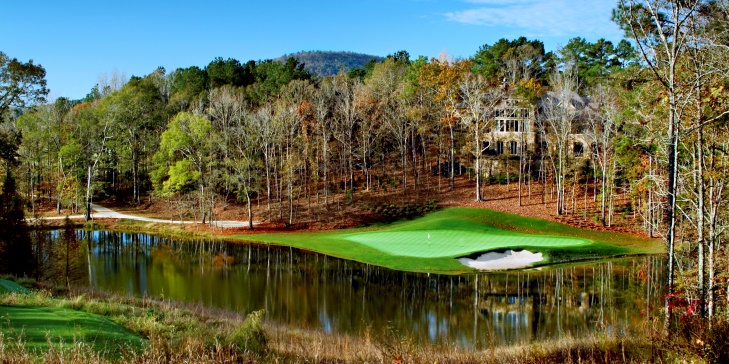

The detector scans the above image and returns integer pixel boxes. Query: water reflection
[42,230,664,349]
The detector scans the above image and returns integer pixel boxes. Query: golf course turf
[233,207,663,274]
[0,280,145,356]
[0,279,30,294]
[0,305,145,354]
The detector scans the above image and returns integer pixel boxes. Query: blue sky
[1,0,625,100]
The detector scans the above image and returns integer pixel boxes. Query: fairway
[338,229,588,258]
[0,305,145,354]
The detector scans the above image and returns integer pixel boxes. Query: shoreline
[29,206,663,275]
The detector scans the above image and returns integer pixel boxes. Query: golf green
[235,207,661,273]
[338,229,588,258]
[0,305,145,354]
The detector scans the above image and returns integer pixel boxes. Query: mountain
[277,51,384,77]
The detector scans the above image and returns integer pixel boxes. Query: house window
[496,141,504,155]
[510,141,518,155]
[573,142,584,157]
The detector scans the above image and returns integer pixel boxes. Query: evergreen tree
[0,171,33,276]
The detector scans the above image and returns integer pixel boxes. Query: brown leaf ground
[30,175,652,241]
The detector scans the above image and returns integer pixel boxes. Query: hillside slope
[277,51,383,76]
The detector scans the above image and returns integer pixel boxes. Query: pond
[41,230,665,349]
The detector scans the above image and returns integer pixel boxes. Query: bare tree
[367,59,408,193]
[586,84,619,225]
[618,0,729,327]
[458,73,501,201]
[618,0,702,329]
[537,66,581,215]
[313,78,335,206]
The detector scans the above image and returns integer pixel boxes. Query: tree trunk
[518,134,524,206]
[475,127,482,201]
[697,121,705,317]
[450,124,455,190]
[665,97,678,334]
[648,156,654,237]
[85,165,92,221]
[411,125,418,193]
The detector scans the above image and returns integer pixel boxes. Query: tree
[430,59,471,191]
[0,51,48,120]
[0,171,33,277]
[69,102,113,221]
[168,66,208,112]
[153,112,217,224]
[330,74,358,196]
[0,123,22,171]
[206,57,253,88]
[585,84,621,225]
[558,37,638,89]
[100,72,166,205]
[457,71,501,201]
[615,0,715,329]
[472,37,552,85]
[1,51,48,206]
[538,66,582,215]
[366,58,408,193]
[402,56,439,194]
[228,106,260,229]
[208,84,243,202]
[312,77,336,206]
[249,58,311,105]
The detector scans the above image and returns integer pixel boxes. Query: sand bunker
[458,250,543,270]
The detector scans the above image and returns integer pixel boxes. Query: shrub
[84,221,105,230]
[369,199,438,222]
[227,309,267,356]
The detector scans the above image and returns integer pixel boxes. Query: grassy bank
[0,279,145,358]
[232,207,663,274]
[1,278,696,363]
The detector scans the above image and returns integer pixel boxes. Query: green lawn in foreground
[0,304,145,355]
[232,207,663,274]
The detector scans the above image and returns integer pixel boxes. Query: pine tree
[0,171,34,276]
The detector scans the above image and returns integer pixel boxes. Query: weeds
[228,309,267,356]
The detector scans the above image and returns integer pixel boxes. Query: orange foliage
[213,253,235,266]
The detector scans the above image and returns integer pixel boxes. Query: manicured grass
[232,207,663,274]
[0,279,30,294]
[340,229,587,258]
[0,305,145,355]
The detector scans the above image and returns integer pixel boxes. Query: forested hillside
[2,1,729,343]
[277,51,383,76]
